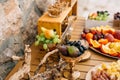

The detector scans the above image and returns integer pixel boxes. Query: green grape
[98,17,102,21]
[102,17,107,21]
[53,38,58,44]
[55,35,59,38]
[49,40,53,43]
[40,33,44,37]
[38,37,42,42]
[40,37,45,41]
[35,41,39,46]
[43,44,48,50]
[57,39,61,43]
[54,31,57,35]
[95,16,99,20]
[36,35,40,39]
[53,35,59,38]
[45,39,50,44]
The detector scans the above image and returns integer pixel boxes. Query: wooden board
[5,17,117,80]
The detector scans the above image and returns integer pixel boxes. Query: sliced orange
[109,49,118,56]
[114,39,120,42]
[98,39,108,45]
[90,39,101,48]
[101,44,110,53]
[101,43,118,56]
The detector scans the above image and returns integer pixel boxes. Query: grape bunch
[93,32,104,40]
[35,32,61,50]
[81,28,105,40]
[96,11,109,21]
[114,12,120,20]
[66,41,87,56]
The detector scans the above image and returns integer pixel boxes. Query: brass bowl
[60,53,82,64]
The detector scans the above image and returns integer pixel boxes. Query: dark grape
[97,11,100,14]
[101,34,104,38]
[74,42,80,46]
[97,35,101,39]
[105,11,108,13]
[101,11,104,14]
[83,28,90,34]
[93,35,98,40]
[69,41,74,46]
[78,51,82,56]
[81,45,87,50]
[78,46,84,53]
[72,41,77,46]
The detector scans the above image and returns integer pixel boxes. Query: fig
[58,45,68,56]
[67,46,79,57]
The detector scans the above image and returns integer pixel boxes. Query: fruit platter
[81,25,120,59]
[86,60,120,80]
[85,11,110,28]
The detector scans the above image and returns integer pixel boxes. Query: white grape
[43,44,48,50]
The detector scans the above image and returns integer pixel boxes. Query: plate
[85,64,101,80]
[85,63,110,80]
[90,46,119,59]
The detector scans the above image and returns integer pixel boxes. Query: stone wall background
[0,0,41,79]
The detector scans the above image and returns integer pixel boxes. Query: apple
[114,30,120,39]
[105,33,115,42]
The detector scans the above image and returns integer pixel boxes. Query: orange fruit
[98,39,108,44]
[85,33,93,41]
[90,39,101,48]
[114,39,120,42]
[92,13,97,18]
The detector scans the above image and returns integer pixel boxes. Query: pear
[67,46,79,57]
[41,27,55,39]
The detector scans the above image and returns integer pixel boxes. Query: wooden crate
[37,0,77,37]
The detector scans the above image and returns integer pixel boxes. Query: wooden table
[5,17,117,80]
[37,0,77,37]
